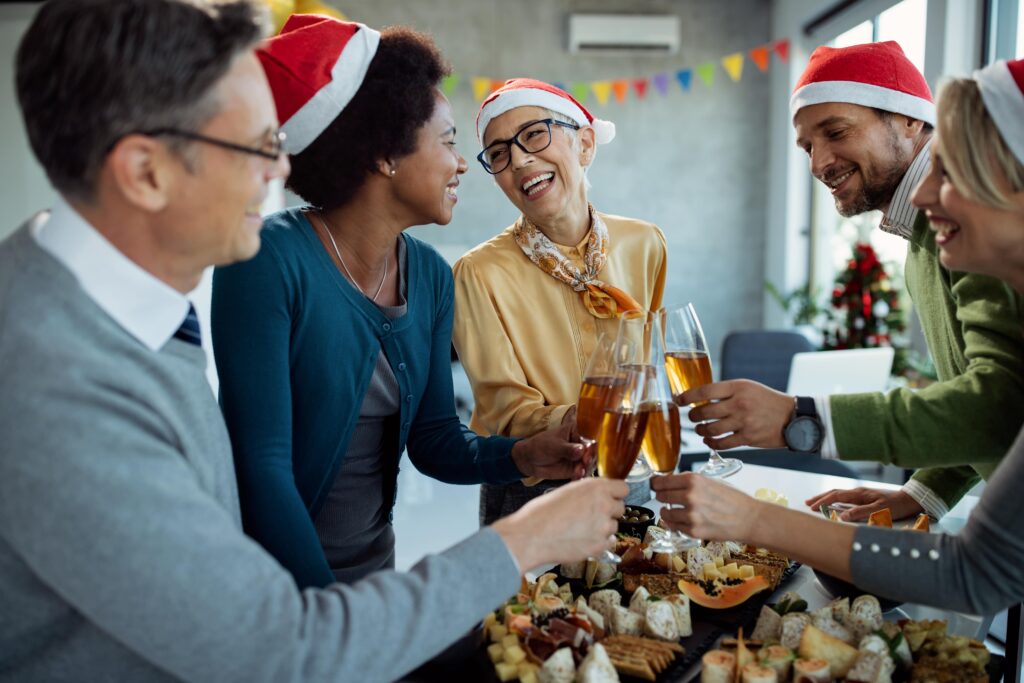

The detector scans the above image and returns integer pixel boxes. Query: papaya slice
[912,513,930,532]
[867,508,893,527]
[677,575,770,609]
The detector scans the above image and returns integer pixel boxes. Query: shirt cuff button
[890,547,900,557]
[870,543,880,553]
[910,549,920,559]
[852,542,862,552]
[928,549,940,560]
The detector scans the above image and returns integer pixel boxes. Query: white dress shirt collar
[879,139,932,240]
[31,197,190,351]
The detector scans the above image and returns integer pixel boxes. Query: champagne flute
[663,303,743,478]
[576,333,625,451]
[631,310,699,553]
[593,361,650,563]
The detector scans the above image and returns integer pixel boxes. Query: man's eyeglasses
[477,118,579,175]
[136,128,287,161]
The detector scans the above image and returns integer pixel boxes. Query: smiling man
[668,42,1024,525]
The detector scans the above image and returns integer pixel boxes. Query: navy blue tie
[173,304,202,347]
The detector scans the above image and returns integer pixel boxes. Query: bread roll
[700,650,735,683]
[792,657,830,683]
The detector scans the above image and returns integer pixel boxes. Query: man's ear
[106,135,174,212]
[898,115,926,139]
[578,126,597,167]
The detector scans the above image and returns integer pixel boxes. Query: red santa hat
[973,58,1024,166]
[256,15,380,155]
[790,41,935,125]
[476,78,616,145]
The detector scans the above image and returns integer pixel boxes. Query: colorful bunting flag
[722,53,744,82]
[451,36,789,104]
[676,69,692,92]
[652,73,670,96]
[472,77,491,102]
[441,74,460,96]
[695,63,715,88]
[612,80,629,104]
[571,82,590,104]
[749,46,770,72]
[773,39,790,63]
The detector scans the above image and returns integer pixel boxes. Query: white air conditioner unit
[568,14,680,54]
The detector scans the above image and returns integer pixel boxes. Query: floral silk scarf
[513,204,642,319]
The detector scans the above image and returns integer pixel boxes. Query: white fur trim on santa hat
[476,88,615,145]
[790,79,935,125]
[974,61,1024,166]
[282,24,380,155]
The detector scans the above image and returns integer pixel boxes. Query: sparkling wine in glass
[663,303,742,478]
[577,334,626,449]
[637,311,699,553]
[591,362,651,563]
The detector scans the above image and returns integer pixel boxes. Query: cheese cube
[489,624,508,642]
[723,562,740,579]
[495,661,518,681]
[702,562,718,579]
[672,555,685,572]
[501,634,519,649]
[520,671,538,683]
[487,643,505,663]
[483,612,497,628]
[504,645,527,664]
[714,555,726,568]
[739,565,755,580]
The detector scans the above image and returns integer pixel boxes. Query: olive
[638,514,650,522]
[627,516,639,523]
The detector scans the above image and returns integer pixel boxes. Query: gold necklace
[317,212,388,303]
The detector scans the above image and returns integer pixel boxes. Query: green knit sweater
[830,211,1024,508]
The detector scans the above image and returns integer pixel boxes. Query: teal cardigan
[211,208,521,589]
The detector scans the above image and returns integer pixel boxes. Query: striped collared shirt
[879,139,932,240]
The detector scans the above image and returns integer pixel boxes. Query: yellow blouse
[452,212,667,438]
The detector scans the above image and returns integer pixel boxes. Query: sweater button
[910,549,920,559]
[890,547,900,557]
[398,362,407,371]
[852,542,862,552]
[382,322,391,332]
[870,544,880,553]
[406,394,413,402]
[928,549,940,560]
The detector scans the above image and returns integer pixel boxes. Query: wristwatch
[783,396,824,453]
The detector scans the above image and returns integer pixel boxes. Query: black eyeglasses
[477,118,579,175]
[136,128,287,161]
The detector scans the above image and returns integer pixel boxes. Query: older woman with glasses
[453,79,668,525]
[652,58,1024,615]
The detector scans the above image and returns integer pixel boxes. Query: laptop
[786,347,895,396]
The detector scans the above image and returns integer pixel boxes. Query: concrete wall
[0,0,773,367]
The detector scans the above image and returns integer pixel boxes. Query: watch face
[787,416,822,451]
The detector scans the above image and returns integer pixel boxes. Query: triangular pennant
[749,46,770,72]
[611,80,629,103]
[695,63,715,88]
[632,78,649,100]
[652,72,670,96]
[722,53,744,82]
[490,79,504,94]
[570,82,590,104]
[773,39,790,63]
[675,69,692,91]
[592,81,612,106]
[441,73,460,96]
[472,77,491,102]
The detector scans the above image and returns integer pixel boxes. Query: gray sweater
[0,222,519,682]
[851,424,1024,615]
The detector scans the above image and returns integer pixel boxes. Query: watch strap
[795,395,817,418]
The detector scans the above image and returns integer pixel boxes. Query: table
[405,463,991,682]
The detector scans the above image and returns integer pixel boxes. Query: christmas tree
[824,243,905,362]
